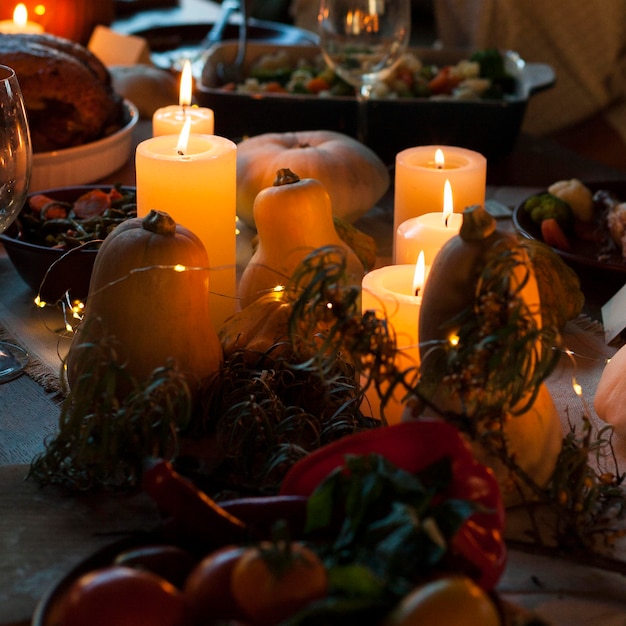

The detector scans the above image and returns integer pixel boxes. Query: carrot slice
[73,189,111,219]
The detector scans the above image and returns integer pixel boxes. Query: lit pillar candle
[152,60,214,137]
[136,119,236,328]
[394,145,486,260]
[0,4,44,33]
[361,253,428,425]
[395,179,462,266]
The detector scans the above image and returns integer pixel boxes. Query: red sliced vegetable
[279,419,507,591]
[541,217,571,251]
[73,188,112,219]
[142,459,247,545]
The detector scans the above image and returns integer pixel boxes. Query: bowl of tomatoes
[196,43,555,164]
[0,185,136,303]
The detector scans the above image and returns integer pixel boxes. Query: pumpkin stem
[459,204,496,241]
[273,168,301,186]
[142,210,177,236]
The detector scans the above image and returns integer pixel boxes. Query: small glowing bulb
[573,381,583,396]
[174,264,186,272]
[272,285,285,293]
[34,296,46,308]
[449,334,460,347]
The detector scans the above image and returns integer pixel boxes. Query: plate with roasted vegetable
[197,44,555,164]
[0,185,136,302]
[513,179,626,274]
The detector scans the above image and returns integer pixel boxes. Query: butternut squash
[66,210,222,397]
[238,168,365,309]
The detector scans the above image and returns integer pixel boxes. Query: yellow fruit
[385,577,501,626]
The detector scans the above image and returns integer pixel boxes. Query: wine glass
[0,64,33,383]
[318,0,411,144]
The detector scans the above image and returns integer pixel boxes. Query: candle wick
[177,150,185,156]
[444,214,450,227]
[414,286,421,297]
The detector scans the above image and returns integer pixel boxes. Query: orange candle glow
[0,4,44,33]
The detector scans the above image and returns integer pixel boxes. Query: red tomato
[184,545,247,622]
[231,542,328,625]
[56,565,187,626]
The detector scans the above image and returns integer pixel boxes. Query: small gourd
[219,289,293,362]
[414,205,562,506]
[238,168,365,309]
[66,210,222,397]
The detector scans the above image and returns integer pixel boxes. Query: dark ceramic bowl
[0,185,135,303]
[196,43,555,164]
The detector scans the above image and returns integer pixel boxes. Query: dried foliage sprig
[28,331,192,491]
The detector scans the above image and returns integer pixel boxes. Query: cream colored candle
[394,145,486,260]
[135,125,236,328]
[395,179,462,266]
[361,254,428,425]
[152,60,214,137]
[0,4,43,33]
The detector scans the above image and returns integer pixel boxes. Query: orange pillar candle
[395,179,462,266]
[0,4,43,33]
[394,145,486,260]
[136,121,236,328]
[152,60,214,137]
[361,253,428,424]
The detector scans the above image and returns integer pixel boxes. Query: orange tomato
[184,545,247,622]
[384,576,501,626]
[231,541,328,625]
[56,565,187,626]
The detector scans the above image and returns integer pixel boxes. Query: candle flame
[176,116,192,154]
[435,148,445,169]
[412,250,425,296]
[443,179,453,226]
[13,3,28,26]
[179,59,193,107]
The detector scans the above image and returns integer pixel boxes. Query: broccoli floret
[470,49,516,94]
[522,193,574,229]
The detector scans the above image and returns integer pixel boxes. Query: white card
[88,25,151,67]
[601,281,626,344]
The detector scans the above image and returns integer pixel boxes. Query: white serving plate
[30,100,139,192]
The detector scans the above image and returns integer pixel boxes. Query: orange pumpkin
[236,130,390,229]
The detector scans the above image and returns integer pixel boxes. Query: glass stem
[356,83,373,145]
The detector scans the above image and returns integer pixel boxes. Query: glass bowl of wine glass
[0,63,32,381]
[196,42,555,164]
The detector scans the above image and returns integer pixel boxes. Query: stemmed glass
[0,64,33,383]
[318,0,411,144]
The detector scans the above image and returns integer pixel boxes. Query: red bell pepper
[279,419,507,590]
